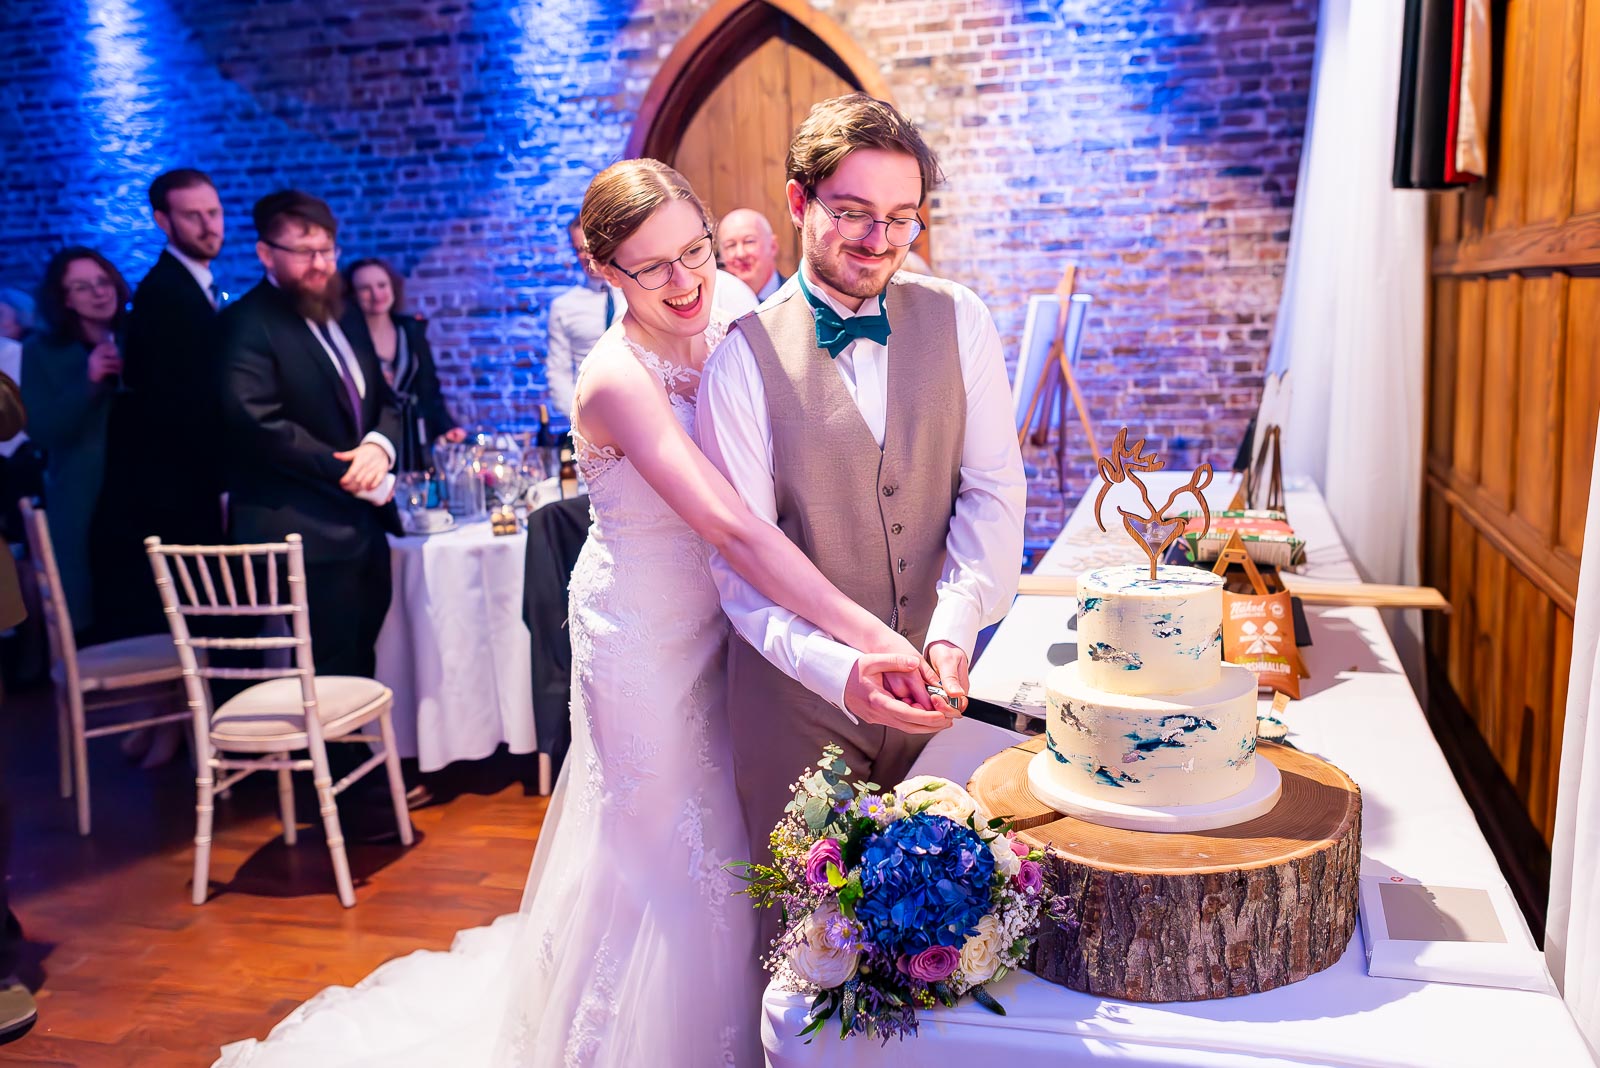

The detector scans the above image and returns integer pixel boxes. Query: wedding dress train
[214,318,764,1067]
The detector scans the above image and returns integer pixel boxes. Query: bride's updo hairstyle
[579,159,710,267]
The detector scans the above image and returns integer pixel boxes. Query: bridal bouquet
[737,745,1052,1041]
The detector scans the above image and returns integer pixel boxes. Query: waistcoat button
[890,523,903,535]
[897,559,907,573]
[882,485,895,497]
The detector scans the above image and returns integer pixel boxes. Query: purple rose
[899,945,960,982]
[1015,859,1044,895]
[805,838,843,887]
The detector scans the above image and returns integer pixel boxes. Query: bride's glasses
[610,230,714,291]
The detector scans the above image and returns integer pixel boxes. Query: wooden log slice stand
[970,736,1361,1003]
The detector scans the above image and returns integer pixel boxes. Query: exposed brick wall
[0,0,1314,547]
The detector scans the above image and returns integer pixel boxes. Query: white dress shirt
[0,336,24,457]
[546,281,621,418]
[697,266,1026,710]
[302,313,396,505]
[166,244,217,307]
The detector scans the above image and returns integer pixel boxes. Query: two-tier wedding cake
[1027,563,1279,830]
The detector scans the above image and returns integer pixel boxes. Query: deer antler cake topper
[1092,427,1214,579]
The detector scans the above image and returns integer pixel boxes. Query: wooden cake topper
[1093,427,1213,579]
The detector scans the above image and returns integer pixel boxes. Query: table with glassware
[761,472,1595,1067]
[373,437,563,774]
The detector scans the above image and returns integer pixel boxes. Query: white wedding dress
[214,319,764,1067]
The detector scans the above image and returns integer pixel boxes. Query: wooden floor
[0,683,549,1066]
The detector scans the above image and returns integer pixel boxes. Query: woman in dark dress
[20,248,131,641]
[345,258,464,471]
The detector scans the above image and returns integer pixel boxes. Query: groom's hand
[844,654,957,734]
[924,641,970,714]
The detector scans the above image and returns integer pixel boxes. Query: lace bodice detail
[570,319,728,539]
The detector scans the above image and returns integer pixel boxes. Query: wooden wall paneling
[1490,1,1533,232]
[1523,0,1584,225]
[1560,274,1600,556]
[1451,278,1488,482]
[1428,276,1460,467]
[1576,0,1600,215]
[1447,507,1479,699]
[1436,190,1462,247]
[1519,584,1557,833]
[1512,273,1566,535]
[1478,276,1522,508]
[1470,532,1509,746]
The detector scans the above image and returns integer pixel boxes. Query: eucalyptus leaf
[803,796,830,830]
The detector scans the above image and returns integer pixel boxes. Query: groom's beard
[804,235,905,302]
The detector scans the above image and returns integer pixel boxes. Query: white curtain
[1254,0,1428,594]
[1547,434,1600,1062]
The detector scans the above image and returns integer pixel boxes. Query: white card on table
[1357,874,1554,994]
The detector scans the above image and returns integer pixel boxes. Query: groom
[699,93,1026,872]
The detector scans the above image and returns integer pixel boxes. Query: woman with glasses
[213,157,952,1068]
[345,257,465,469]
[20,248,132,640]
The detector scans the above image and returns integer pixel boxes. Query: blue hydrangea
[854,813,997,959]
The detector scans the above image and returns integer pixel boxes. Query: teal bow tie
[798,271,891,359]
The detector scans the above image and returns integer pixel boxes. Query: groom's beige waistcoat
[726,273,965,867]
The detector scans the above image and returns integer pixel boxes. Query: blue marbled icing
[1151,612,1181,640]
[1080,596,1104,613]
[1225,733,1258,768]
[1088,642,1143,670]
[1046,736,1140,787]
[1121,713,1219,761]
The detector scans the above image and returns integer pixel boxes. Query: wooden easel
[1018,265,1101,487]
[1210,529,1271,595]
[1229,424,1286,513]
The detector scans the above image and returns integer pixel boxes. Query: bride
[215,160,955,1068]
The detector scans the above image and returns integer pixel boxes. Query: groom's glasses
[806,190,925,247]
[611,229,715,291]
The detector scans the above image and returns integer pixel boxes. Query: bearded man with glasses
[697,94,1027,925]
[217,190,411,843]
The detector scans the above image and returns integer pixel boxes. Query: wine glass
[483,451,526,514]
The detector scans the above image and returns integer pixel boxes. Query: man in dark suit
[124,168,228,544]
[220,189,402,677]
[219,191,406,839]
[94,169,230,643]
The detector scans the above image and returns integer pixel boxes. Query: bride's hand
[860,623,943,712]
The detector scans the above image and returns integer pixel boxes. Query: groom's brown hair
[786,93,944,205]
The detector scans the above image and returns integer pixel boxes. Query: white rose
[894,776,979,823]
[989,834,1022,879]
[786,901,860,989]
[959,913,1005,985]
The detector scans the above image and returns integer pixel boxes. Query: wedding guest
[97,168,230,642]
[219,190,406,842]
[20,248,130,640]
[717,207,786,301]
[0,368,33,1046]
[544,217,621,420]
[0,290,33,342]
[345,257,464,469]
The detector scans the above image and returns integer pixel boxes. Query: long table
[762,473,1594,1066]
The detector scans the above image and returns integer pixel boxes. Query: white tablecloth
[375,518,536,772]
[764,473,1596,1067]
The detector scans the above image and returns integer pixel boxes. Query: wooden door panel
[1560,274,1600,556]
[673,37,851,281]
[1424,0,1600,851]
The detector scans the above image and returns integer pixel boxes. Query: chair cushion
[210,676,392,745]
[70,634,183,692]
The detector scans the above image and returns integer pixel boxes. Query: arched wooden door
[630,0,925,278]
